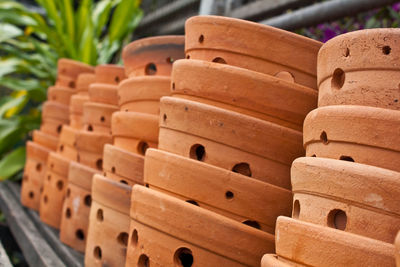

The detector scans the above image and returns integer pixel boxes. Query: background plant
[0,0,142,181]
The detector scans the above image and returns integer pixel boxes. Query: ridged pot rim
[68,161,99,191]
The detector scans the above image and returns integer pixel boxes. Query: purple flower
[392,2,400,12]
[322,27,337,42]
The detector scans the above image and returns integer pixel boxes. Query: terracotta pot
[144,149,292,235]
[122,36,185,77]
[21,141,51,210]
[291,157,400,243]
[118,76,170,114]
[171,59,317,131]
[57,58,94,80]
[318,29,400,109]
[39,152,71,229]
[56,74,76,89]
[103,144,144,186]
[159,97,303,189]
[185,16,321,89]
[32,130,58,151]
[88,83,119,106]
[85,174,131,267]
[83,102,118,134]
[76,73,96,94]
[70,94,90,129]
[59,162,99,252]
[126,185,275,267]
[263,216,395,267]
[304,105,400,172]
[111,111,159,155]
[396,232,400,266]
[41,101,70,136]
[57,125,78,161]
[95,64,126,85]
[47,86,74,106]
[75,131,112,170]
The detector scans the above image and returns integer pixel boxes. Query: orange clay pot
[126,185,275,267]
[57,58,94,80]
[56,74,76,89]
[118,76,170,114]
[144,149,292,235]
[39,152,70,229]
[111,111,159,155]
[83,102,118,134]
[21,141,51,210]
[70,94,90,129]
[41,101,70,136]
[261,216,395,267]
[85,175,131,267]
[158,97,303,189]
[291,157,400,243]
[94,64,126,85]
[122,36,185,77]
[396,232,400,266]
[75,131,112,170]
[103,144,144,186]
[185,16,322,90]
[88,83,119,106]
[304,105,400,172]
[57,125,78,161]
[76,73,96,94]
[32,130,58,151]
[171,59,317,131]
[47,86,74,106]
[318,29,400,109]
[60,162,99,252]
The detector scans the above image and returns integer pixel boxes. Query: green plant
[0,0,142,180]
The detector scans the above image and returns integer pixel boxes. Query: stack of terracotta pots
[263,29,400,266]
[124,16,321,266]
[84,36,185,266]
[57,65,125,252]
[21,59,93,211]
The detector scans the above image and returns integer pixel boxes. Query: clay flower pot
[59,162,99,252]
[83,102,118,134]
[159,97,303,189]
[144,149,292,235]
[171,59,317,131]
[118,76,171,114]
[262,217,395,267]
[303,105,400,172]
[122,36,185,77]
[75,131,112,170]
[32,130,58,151]
[57,58,95,81]
[56,74,77,89]
[318,29,400,109]
[85,174,131,267]
[76,73,96,94]
[103,144,144,186]
[70,94,90,129]
[94,64,126,85]
[47,86,74,106]
[57,125,78,161]
[39,152,71,229]
[21,141,51,210]
[111,111,159,155]
[185,16,322,89]
[396,232,400,266]
[41,101,70,136]
[291,157,400,243]
[89,83,119,106]
[126,185,275,267]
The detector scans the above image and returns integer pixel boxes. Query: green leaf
[0,118,24,154]
[61,0,75,43]
[108,0,137,43]
[0,94,27,118]
[0,58,21,77]
[0,23,23,42]
[92,0,112,38]
[76,0,92,43]
[0,146,26,181]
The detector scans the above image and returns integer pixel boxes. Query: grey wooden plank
[0,240,12,267]
[0,181,65,267]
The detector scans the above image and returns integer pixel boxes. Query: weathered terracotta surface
[41,101,70,136]
[40,152,71,229]
[291,157,400,243]
[59,162,99,252]
[171,59,317,131]
[185,16,322,89]
[32,130,58,151]
[318,29,400,109]
[118,76,170,114]
[304,105,400,172]
[56,74,76,89]
[103,144,144,186]
[268,216,395,267]
[70,94,90,129]
[144,149,291,234]
[126,185,275,267]
[159,97,303,189]
[83,102,118,133]
[111,111,158,155]
[85,175,131,267]
[21,141,51,210]
[76,73,96,94]
[396,232,400,266]
[57,125,78,161]
[94,64,126,85]
[57,58,94,80]
[47,86,74,106]
[75,131,112,170]
[122,36,185,77]
[88,83,119,106]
